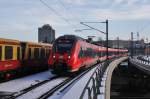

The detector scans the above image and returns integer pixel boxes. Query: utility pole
[117,37,119,55]
[146,38,148,57]
[106,20,109,60]
[79,20,109,60]
[148,42,150,56]
[137,32,139,55]
[131,32,134,57]
[137,32,139,41]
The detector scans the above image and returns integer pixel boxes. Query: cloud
[0,0,150,41]
[63,0,86,5]
[91,2,150,20]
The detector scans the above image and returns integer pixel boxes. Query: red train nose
[53,53,70,62]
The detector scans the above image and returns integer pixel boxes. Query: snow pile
[0,71,53,92]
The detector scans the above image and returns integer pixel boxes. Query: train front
[48,36,76,73]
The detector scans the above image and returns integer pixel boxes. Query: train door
[21,42,27,60]
[78,47,84,67]
[0,46,2,61]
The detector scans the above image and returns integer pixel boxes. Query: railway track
[38,65,97,99]
[0,63,99,99]
[0,75,60,99]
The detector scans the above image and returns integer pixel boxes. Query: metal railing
[133,56,150,65]
[80,61,110,99]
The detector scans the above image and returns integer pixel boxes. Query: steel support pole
[106,20,109,60]
[131,32,134,58]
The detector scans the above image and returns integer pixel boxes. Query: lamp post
[148,42,150,62]
[117,37,119,55]
[146,38,148,57]
[131,32,137,57]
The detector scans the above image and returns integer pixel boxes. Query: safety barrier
[79,61,110,99]
[130,56,150,75]
[79,57,128,99]
[136,56,150,65]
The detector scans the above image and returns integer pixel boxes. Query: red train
[48,35,128,73]
[0,38,52,79]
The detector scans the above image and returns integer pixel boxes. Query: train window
[5,46,13,60]
[29,48,32,59]
[41,48,45,58]
[86,48,92,57]
[21,42,26,60]
[0,46,2,60]
[17,47,21,60]
[101,52,106,57]
[34,48,40,59]
[109,52,112,56]
[39,48,41,58]
[78,48,83,58]
[46,49,50,58]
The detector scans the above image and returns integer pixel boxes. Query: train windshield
[54,39,74,54]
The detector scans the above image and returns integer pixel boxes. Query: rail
[79,60,110,99]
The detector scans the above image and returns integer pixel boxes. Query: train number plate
[59,56,63,59]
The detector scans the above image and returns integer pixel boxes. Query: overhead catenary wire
[56,0,93,36]
[56,0,82,22]
[39,0,76,29]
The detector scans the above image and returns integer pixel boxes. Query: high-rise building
[38,24,55,43]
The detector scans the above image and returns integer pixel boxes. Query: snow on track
[0,70,54,92]
[17,77,68,99]
[49,65,98,99]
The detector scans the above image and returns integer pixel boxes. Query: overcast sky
[0,0,150,42]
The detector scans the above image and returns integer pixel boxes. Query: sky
[0,0,150,42]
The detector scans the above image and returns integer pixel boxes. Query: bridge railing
[79,61,110,99]
[135,56,150,65]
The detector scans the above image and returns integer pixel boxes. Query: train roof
[0,38,20,45]
[58,35,128,52]
[58,35,85,41]
[0,38,52,48]
[22,41,52,47]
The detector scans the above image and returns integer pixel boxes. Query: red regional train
[48,35,128,73]
[0,38,52,79]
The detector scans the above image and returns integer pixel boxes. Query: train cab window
[17,47,21,60]
[0,46,2,60]
[34,48,40,59]
[5,46,13,60]
[54,39,74,54]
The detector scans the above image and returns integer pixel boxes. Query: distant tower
[137,32,139,41]
[38,24,55,43]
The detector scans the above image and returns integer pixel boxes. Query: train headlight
[68,56,71,59]
[53,55,56,58]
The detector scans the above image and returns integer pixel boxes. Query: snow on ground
[0,70,54,92]
[17,77,68,99]
[143,56,150,60]
[49,65,99,99]
[0,64,102,99]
